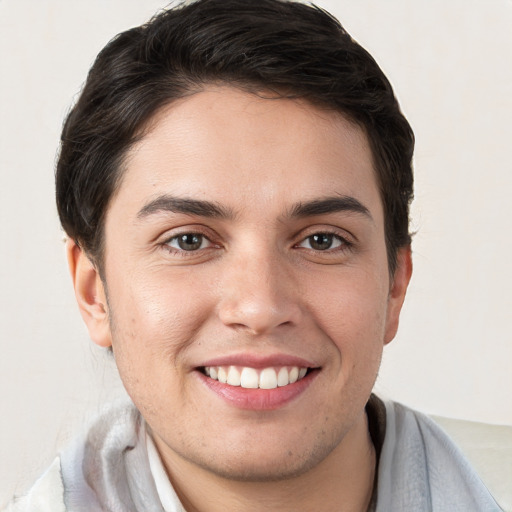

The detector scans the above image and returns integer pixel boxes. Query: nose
[217,247,302,335]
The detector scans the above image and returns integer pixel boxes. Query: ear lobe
[384,246,413,345]
[66,239,112,348]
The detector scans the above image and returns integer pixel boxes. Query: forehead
[113,86,381,222]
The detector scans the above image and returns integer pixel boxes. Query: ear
[384,246,412,345]
[66,238,112,348]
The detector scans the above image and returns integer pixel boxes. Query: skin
[68,87,412,511]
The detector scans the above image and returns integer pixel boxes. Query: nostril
[218,301,301,335]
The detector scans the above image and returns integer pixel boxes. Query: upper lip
[197,353,320,369]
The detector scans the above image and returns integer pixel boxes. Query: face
[73,87,411,481]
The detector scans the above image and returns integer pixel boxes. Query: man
[5,0,501,510]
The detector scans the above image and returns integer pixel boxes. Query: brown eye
[309,234,333,250]
[298,233,344,251]
[167,233,208,251]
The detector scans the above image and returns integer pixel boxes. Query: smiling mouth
[201,365,310,389]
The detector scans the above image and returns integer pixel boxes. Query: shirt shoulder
[375,399,503,512]
[3,457,65,512]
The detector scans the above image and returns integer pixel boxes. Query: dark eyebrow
[288,196,372,221]
[137,195,234,220]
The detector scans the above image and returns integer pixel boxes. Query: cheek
[306,268,390,356]
[105,270,215,389]
[111,265,212,335]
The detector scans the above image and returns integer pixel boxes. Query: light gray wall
[1,0,511,503]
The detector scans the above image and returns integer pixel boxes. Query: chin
[180,430,341,483]
[198,452,325,483]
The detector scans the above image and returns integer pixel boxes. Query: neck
[154,411,376,512]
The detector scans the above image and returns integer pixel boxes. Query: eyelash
[163,231,216,255]
[295,232,353,253]
[161,229,353,257]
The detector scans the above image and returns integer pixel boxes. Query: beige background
[1,0,511,503]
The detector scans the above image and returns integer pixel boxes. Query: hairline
[84,83,403,280]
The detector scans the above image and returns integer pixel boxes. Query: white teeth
[227,366,241,386]
[240,367,259,389]
[217,367,227,383]
[204,365,309,389]
[277,367,289,387]
[259,368,277,389]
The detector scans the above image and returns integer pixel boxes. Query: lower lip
[197,370,317,410]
